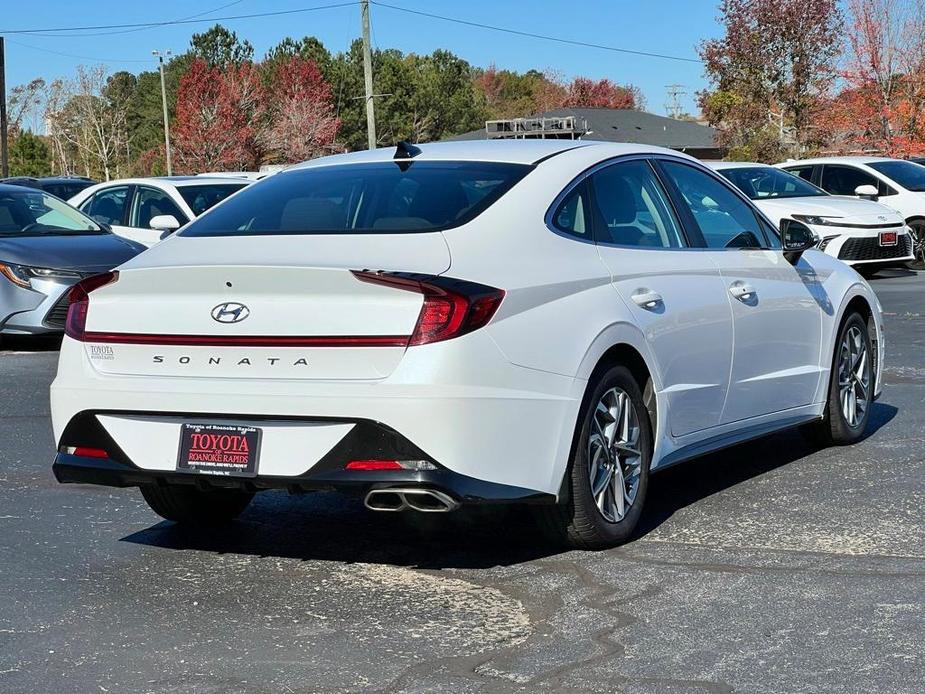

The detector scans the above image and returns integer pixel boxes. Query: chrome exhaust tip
[364,488,460,513]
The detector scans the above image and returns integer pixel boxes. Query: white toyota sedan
[51,140,884,549]
[710,162,914,277]
[69,176,250,248]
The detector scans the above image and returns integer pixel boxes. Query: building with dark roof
[448,108,723,160]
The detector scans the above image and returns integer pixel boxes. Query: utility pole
[665,84,687,120]
[360,0,377,150]
[0,37,8,177]
[153,50,173,175]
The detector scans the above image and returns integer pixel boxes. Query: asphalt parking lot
[1,271,922,694]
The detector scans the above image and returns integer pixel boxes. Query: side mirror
[149,214,180,233]
[781,218,818,264]
[855,184,879,200]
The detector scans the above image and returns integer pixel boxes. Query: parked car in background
[51,140,883,549]
[711,162,914,277]
[68,177,250,247]
[778,156,925,269]
[196,171,268,181]
[2,176,97,200]
[0,184,144,336]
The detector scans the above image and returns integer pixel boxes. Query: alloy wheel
[838,325,871,428]
[587,387,642,523]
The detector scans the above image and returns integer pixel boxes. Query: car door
[127,186,190,246]
[78,185,135,239]
[657,159,825,424]
[582,158,735,437]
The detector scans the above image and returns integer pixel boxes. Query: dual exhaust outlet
[364,488,460,513]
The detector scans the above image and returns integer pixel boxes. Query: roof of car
[289,139,687,170]
[82,176,251,190]
[706,161,773,170]
[778,156,896,166]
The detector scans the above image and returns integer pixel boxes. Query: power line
[17,0,251,39]
[370,1,703,64]
[5,38,151,63]
[0,1,356,36]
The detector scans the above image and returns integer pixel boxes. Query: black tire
[907,221,925,271]
[539,365,653,550]
[140,484,255,525]
[805,311,873,446]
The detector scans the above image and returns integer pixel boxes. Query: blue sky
[1,0,722,117]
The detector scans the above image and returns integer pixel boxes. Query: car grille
[43,292,72,330]
[838,234,913,261]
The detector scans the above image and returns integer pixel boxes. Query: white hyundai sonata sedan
[51,140,884,548]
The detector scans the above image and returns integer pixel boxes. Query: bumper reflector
[345,459,437,471]
[67,446,109,458]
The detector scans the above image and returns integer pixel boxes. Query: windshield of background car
[178,183,249,216]
[0,189,103,236]
[43,182,93,200]
[180,161,532,236]
[717,166,827,200]
[867,160,925,191]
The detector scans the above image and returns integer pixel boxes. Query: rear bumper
[52,410,554,505]
[51,334,582,497]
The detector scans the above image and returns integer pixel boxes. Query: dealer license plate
[177,423,261,476]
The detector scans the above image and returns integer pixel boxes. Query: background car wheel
[140,484,255,525]
[539,365,653,550]
[907,221,925,270]
[805,311,873,446]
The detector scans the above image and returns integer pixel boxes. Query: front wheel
[540,365,652,549]
[140,484,255,525]
[805,311,874,446]
[907,221,925,270]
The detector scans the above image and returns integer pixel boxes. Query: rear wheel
[540,365,652,549]
[140,484,254,525]
[908,221,925,270]
[805,311,873,446]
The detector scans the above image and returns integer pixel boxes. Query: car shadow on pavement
[636,401,899,539]
[122,493,567,570]
[0,334,63,352]
[122,402,898,568]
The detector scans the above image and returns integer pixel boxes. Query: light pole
[153,50,173,175]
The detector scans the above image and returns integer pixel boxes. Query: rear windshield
[178,183,249,216]
[42,182,93,200]
[181,161,531,236]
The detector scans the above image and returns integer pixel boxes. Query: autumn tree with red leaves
[172,59,266,172]
[699,0,843,161]
[565,77,643,110]
[261,57,340,163]
[831,0,925,156]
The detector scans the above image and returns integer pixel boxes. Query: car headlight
[0,262,82,289]
[791,214,844,226]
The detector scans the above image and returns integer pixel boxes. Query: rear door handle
[728,281,757,302]
[631,289,664,310]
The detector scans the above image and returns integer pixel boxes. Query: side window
[551,182,592,239]
[660,161,766,249]
[130,187,188,229]
[820,165,879,196]
[786,165,815,183]
[81,186,129,225]
[587,160,686,248]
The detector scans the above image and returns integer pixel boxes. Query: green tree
[190,24,254,68]
[10,131,51,177]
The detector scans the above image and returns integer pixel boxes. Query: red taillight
[352,271,504,346]
[64,272,118,341]
[73,447,108,458]
[345,460,403,471]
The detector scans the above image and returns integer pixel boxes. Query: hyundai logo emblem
[211,302,250,324]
